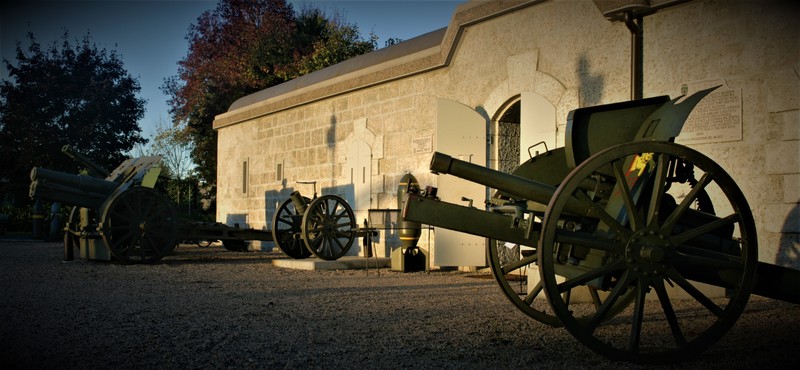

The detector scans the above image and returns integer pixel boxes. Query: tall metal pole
[624,12,643,100]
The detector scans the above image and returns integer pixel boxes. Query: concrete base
[272,256,391,271]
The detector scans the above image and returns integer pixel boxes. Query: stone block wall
[645,0,799,267]
[216,0,798,266]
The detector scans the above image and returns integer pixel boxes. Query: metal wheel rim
[101,187,177,264]
[488,238,635,328]
[488,238,560,326]
[301,195,356,260]
[539,141,757,363]
[272,197,312,259]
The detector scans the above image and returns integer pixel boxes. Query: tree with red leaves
[163,0,375,213]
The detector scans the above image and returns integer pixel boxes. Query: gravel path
[1,240,798,369]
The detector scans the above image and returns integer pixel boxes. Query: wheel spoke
[573,190,632,238]
[628,279,648,354]
[310,236,323,251]
[647,153,670,227]
[586,269,634,332]
[588,287,602,309]
[330,237,344,255]
[276,217,293,227]
[556,257,626,293]
[671,213,740,246]
[502,254,538,274]
[564,289,573,306]
[665,269,724,317]
[524,279,544,305]
[661,173,711,234]
[653,278,687,347]
[612,159,643,232]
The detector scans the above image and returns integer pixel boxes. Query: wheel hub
[625,229,671,276]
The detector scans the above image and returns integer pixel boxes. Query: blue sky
[1,0,462,140]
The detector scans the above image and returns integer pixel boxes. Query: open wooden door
[435,98,487,267]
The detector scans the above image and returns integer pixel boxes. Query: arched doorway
[493,97,521,174]
[491,92,557,173]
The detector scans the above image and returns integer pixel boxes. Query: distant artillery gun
[30,150,174,263]
[30,146,363,263]
[403,87,800,363]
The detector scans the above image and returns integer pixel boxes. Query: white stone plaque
[676,80,743,145]
[412,135,432,154]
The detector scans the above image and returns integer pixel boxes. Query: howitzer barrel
[31,167,118,195]
[61,145,110,178]
[29,180,108,210]
[29,167,118,209]
[430,152,592,217]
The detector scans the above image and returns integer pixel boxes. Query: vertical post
[625,11,643,100]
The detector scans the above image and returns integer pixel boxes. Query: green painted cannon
[30,147,363,263]
[30,146,274,263]
[403,87,800,363]
[31,149,175,263]
[271,181,359,261]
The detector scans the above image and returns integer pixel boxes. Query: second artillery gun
[30,146,364,263]
[30,146,274,263]
[403,87,800,363]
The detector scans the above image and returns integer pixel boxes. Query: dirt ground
[1,240,798,369]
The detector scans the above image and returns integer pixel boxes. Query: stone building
[213,0,799,269]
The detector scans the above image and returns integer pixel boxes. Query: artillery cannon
[271,181,359,261]
[31,149,176,263]
[403,87,800,363]
[30,146,362,263]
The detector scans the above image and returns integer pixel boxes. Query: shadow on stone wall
[224,213,249,228]
[776,201,800,270]
[577,54,604,107]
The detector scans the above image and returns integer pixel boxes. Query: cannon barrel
[430,152,593,217]
[31,167,118,195]
[29,167,118,209]
[29,180,108,210]
[61,145,110,178]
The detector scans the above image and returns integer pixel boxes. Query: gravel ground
[1,240,798,369]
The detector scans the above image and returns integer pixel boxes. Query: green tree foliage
[163,0,376,207]
[134,120,202,218]
[0,32,146,205]
[149,120,194,182]
[285,8,378,78]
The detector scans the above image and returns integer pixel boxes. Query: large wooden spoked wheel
[538,141,757,363]
[488,237,635,328]
[100,187,178,264]
[272,197,312,259]
[487,147,633,327]
[301,195,356,260]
